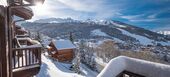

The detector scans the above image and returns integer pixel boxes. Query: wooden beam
[0,6,10,77]
[12,7,33,20]
[7,6,13,77]
[25,0,45,4]
[0,7,5,16]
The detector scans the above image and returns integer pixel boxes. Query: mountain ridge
[22,18,170,46]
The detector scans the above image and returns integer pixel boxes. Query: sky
[30,0,170,31]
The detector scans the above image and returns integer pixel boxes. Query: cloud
[56,0,103,12]
[30,0,122,21]
[28,0,170,31]
[120,14,145,20]
[147,8,170,19]
[119,14,158,22]
[148,14,157,19]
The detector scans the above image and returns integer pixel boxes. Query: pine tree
[37,32,42,43]
[69,32,74,43]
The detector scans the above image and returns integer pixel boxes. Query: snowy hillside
[117,28,170,45]
[91,29,110,37]
[22,18,170,46]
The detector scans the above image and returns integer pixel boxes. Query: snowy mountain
[22,18,170,46]
[157,31,170,35]
[34,18,80,23]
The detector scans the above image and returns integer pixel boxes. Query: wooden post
[7,6,13,77]
[0,6,10,77]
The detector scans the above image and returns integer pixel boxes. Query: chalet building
[48,40,76,62]
[0,0,45,77]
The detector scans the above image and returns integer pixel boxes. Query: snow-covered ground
[36,55,98,77]
[91,29,109,37]
[80,64,98,77]
[117,28,170,46]
[111,22,127,28]
[117,28,153,45]
[91,29,123,43]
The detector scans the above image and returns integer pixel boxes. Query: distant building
[48,40,76,62]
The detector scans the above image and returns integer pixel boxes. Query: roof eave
[12,7,33,20]
[25,0,45,5]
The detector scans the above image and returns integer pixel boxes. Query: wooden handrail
[13,46,41,50]
[12,47,41,70]
[16,35,29,38]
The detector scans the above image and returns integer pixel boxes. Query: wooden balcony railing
[16,35,29,38]
[12,46,41,71]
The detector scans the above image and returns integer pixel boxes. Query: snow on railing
[97,56,170,77]
[0,0,7,6]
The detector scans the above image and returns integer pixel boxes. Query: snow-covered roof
[97,56,170,77]
[52,40,76,50]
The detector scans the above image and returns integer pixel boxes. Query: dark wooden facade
[0,5,11,77]
[0,0,45,77]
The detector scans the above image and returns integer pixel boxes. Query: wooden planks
[12,7,33,20]
[12,47,41,69]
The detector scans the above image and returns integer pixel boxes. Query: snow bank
[97,56,126,77]
[97,56,170,77]
[37,55,83,77]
